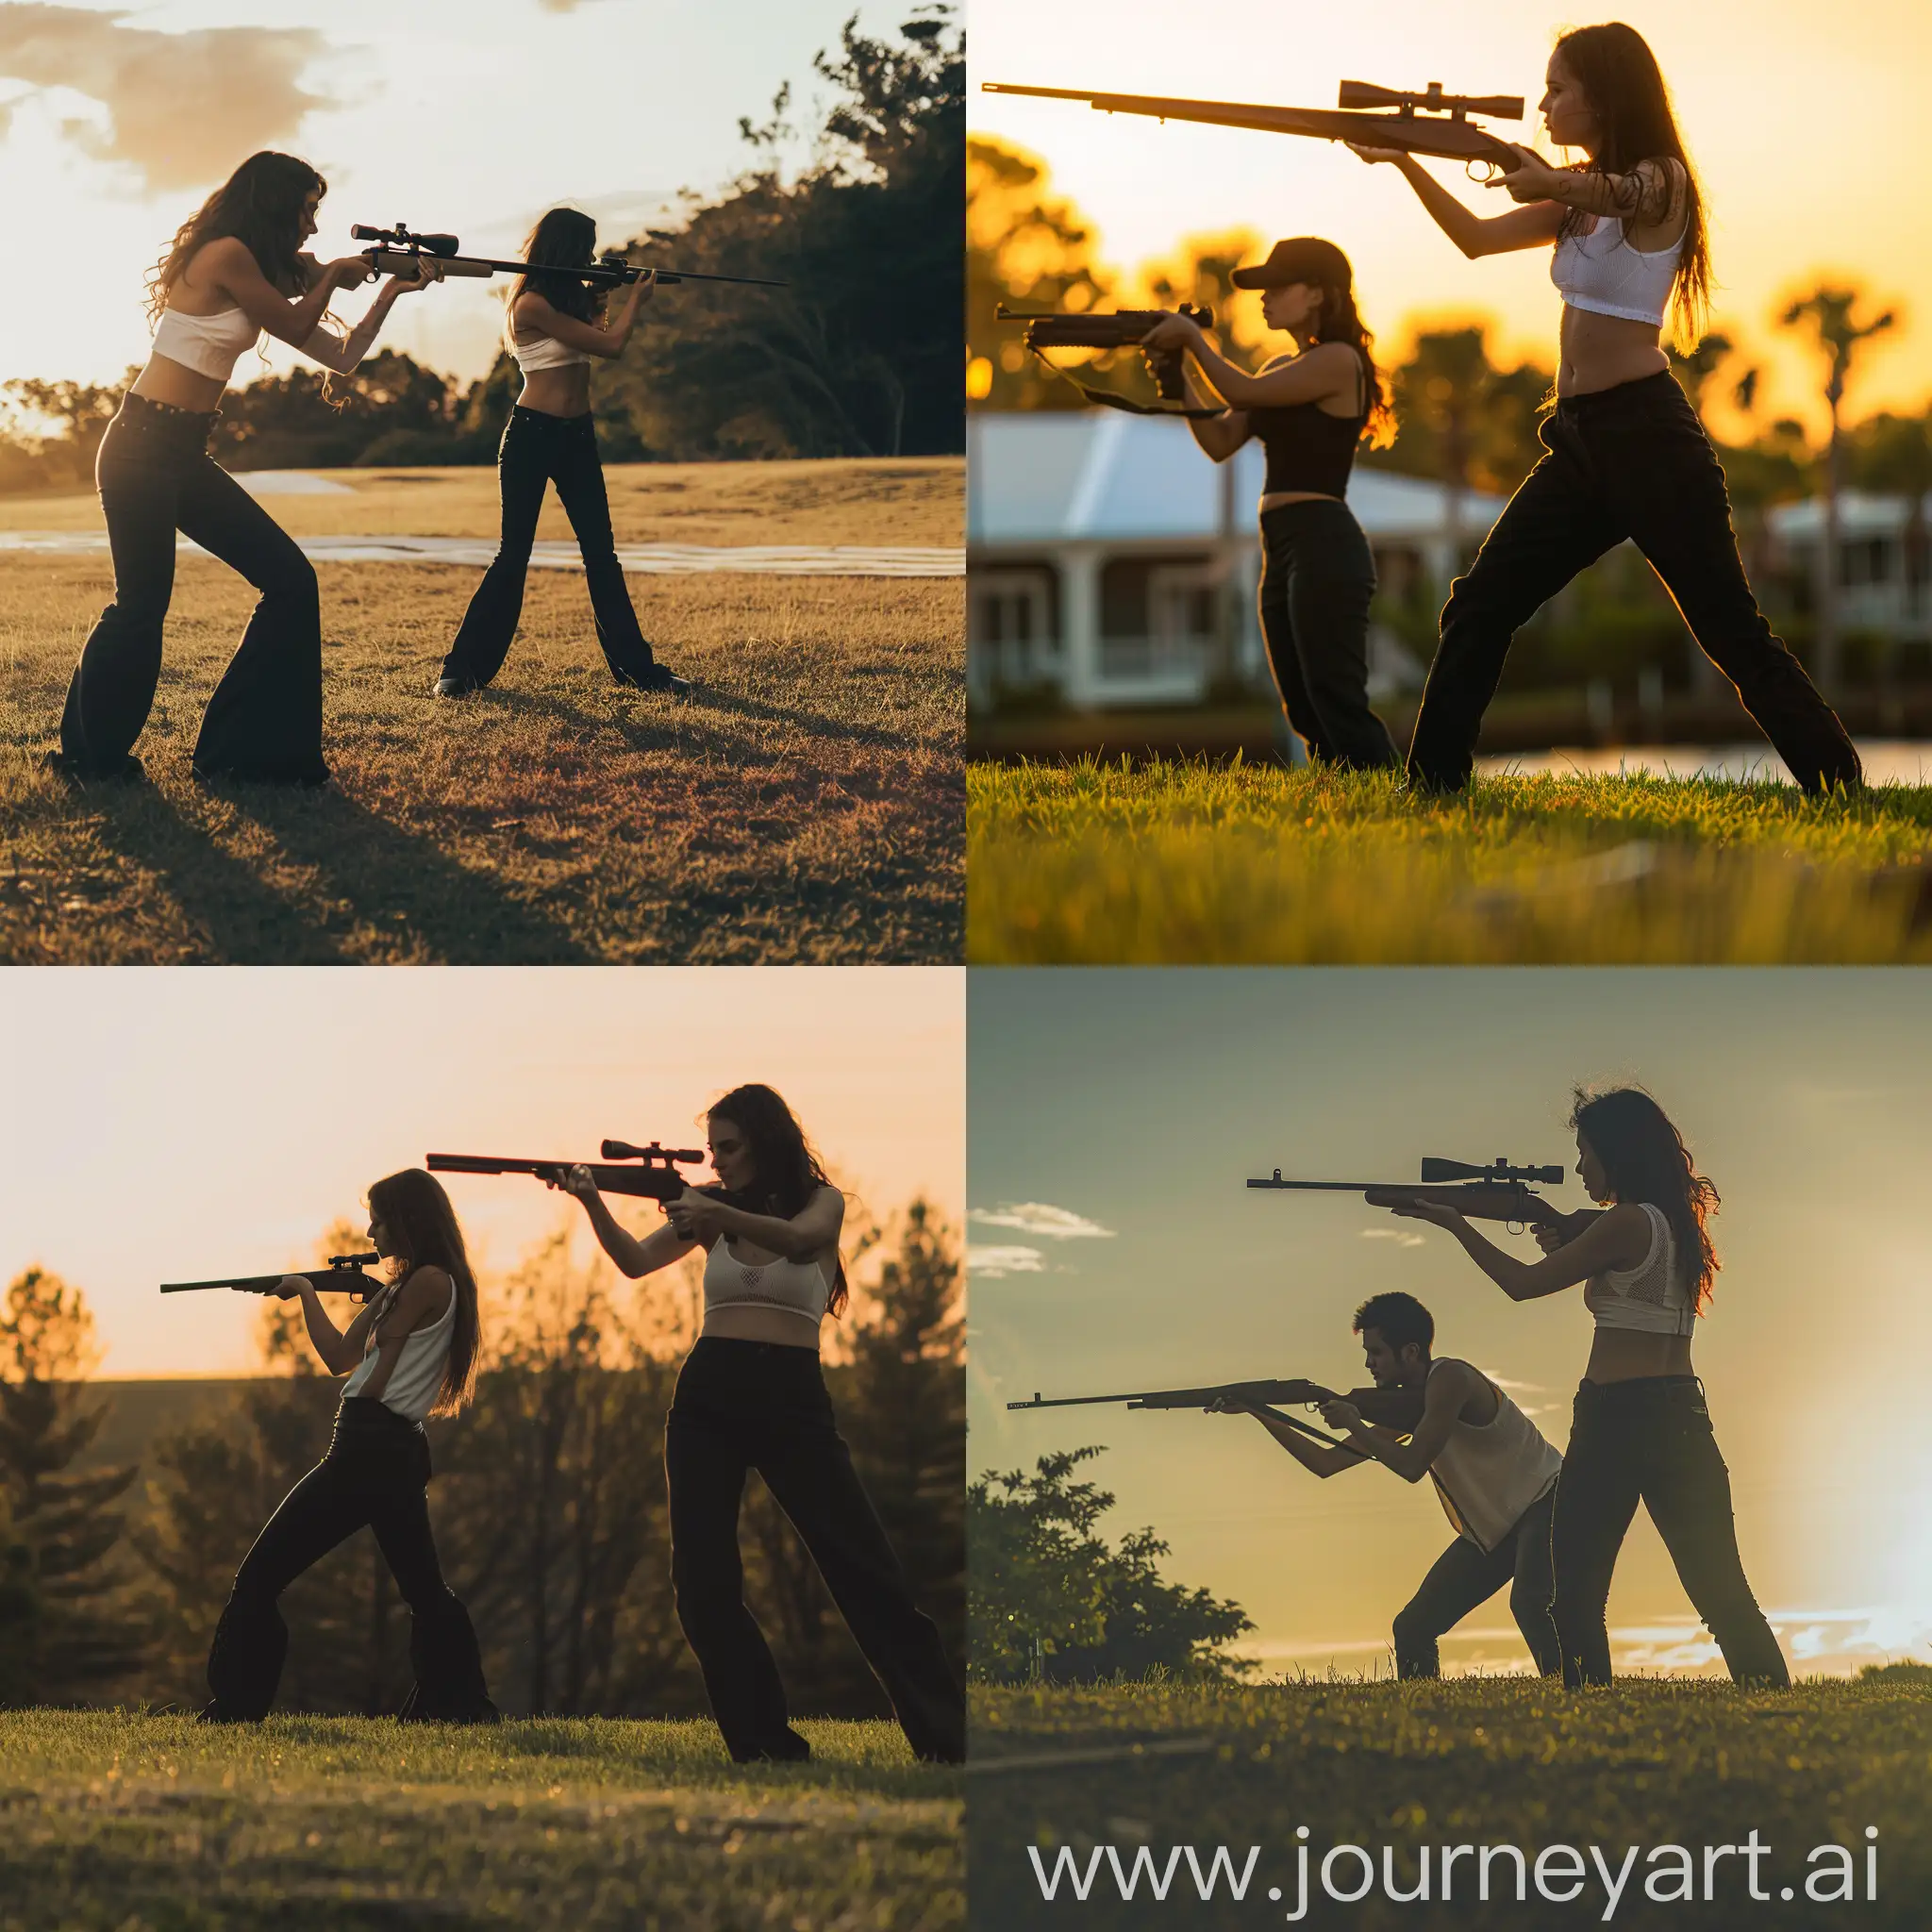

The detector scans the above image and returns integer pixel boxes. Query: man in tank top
[1217,1291,1561,1678]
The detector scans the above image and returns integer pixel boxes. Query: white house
[967,409,1509,710]
[1765,491,1932,641]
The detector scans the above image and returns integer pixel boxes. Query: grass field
[968,759,1932,962]
[0,1709,960,1931]
[969,1674,1932,1928]
[0,460,961,964]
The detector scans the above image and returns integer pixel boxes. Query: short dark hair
[1353,1291,1433,1357]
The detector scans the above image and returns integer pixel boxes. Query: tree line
[0,9,961,494]
[0,1200,962,1720]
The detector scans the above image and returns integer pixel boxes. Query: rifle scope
[351,223,460,256]
[1417,1157,1565,1186]
[1337,80,1524,120]
[600,1139,705,1164]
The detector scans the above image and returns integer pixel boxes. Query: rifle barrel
[360,246,786,289]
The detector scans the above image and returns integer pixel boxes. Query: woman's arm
[1181,368,1250,461]
[1351,148,1567,258]
[1141,319,1358,411]
[668,1182,844,1261]
[279,1276,368,1374]
[1497,150,1687,233]
[199,237,375,348]
[554,1167,696,1278]
[513,273,657,361]
[1390,1198,1653,1302]
[300,261,441,375]
[352,1268,453,1402]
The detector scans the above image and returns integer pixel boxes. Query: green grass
[968,758,1932,962]
[968,1675,1932,1928]
[0,1709,960,1931]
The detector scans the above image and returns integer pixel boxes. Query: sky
[0,0,900,391]
[968,969,1932,1679]
[970,0,1932,443]
[0,966,963,1377]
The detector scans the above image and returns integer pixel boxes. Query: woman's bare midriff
[1583,1327,1695,1384]
[129,350,228,413]
[514,360,592,418]
[1257,490,1341,509]
[1557,305,1671,397]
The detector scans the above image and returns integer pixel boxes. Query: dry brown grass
[0,461,961,962]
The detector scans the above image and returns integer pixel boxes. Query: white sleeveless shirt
[1584,1201,1696,1337]
[1551,215,1681,327]
[1425,1359,1562,1554]
[702,1238,831,1333]
[152,306,261,382]
[341,1273,456,1424]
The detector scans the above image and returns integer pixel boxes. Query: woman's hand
[1388,1198,1468,1231]
[1320,1399,1362,1432]
[1207,1395,1257,1416]
[325,254,375,290]
[632,268,658,305]
[1485,144,1565,203]
[274,1274,308,1301]
[1346,142,1404,166]
[1140,314,1204,354]
[546,1162,602,1203]
[1533,1223,1570,1255]
[387,258,443,297]
[662,1186,723,1246]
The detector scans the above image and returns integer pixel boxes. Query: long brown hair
[705,1084,848,1318]
[366,1169,482,1414]
[1308,275,1393,452]
[147,151,325,324]
[1569,1087,1720,1313]
[1551,23,1710,348]
[509,207,604,340]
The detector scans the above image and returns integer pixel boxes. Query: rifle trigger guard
[1468,158,1505,185]
[1507,1218,1526,1235]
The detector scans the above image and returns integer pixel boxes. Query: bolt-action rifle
[1008,1375,1425,1458]
[993,302,1224,417]
[425,1139,705,1200]
[349,223,787,289]
[160,1252,383,1300]
[980,78,1530,183]
[1249,1156,1569,1230]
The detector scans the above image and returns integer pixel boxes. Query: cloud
[971,1203,1116,1241]
[1359,1227,1424,1249]
[968,1245,1045,1278]
[0,6,335,192]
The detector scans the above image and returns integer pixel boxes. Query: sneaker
[616,663,691,696]
[433,675,478,698]
[40,749,146,784]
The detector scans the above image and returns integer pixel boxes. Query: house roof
[968,408,1509,547]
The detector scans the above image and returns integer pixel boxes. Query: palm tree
[1779,286,1899,694]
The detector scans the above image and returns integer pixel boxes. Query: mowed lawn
[969,759,1932,963]
[0,1709,961,1931]
[969,1675,1932,1930]
[0,460,961,964]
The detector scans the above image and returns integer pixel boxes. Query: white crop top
[509,327,591,373]
[1583,1202,1696,1337]
[1424,1360,1562,1555]
[1551,215,1681,327]
[151,305,262,382]
[341,1274,456,1424]
[702,1239,831,1331]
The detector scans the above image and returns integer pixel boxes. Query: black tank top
[1248,351,1367,499]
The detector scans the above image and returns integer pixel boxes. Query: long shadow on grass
[212,784,597,964]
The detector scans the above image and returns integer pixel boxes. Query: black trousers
[58,394,327,782]
[1407,371,1861,795]
[1256,499,1402,770]
[1391,1486,1560,1679]
[439,407,659,689]
[205,1399,494,1721]
[1552,1376,1789,1689]
[664,1337,964,1763]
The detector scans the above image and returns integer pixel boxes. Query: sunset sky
[972,0,1932,442]
[0,967,963,1377]
[969,970,1932,1679]
[0,0,896,392]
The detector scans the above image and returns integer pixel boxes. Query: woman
[557,1084,963,1763]
[203,1169,497,1723]
[1141,238,1402,770]
[1388,1086,1789,1689]
[53,150,439,785]
[434,208,685,697]
[1354,22,1859,795]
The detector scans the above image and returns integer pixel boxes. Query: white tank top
[341,1272,457,1424]
[702,1238,831,1332]
[1584,1201,1695,1337]
[152,305,261,382]
[1425,1359,1562,1554]
[1551,215,1681,327]
[509,326,591,373]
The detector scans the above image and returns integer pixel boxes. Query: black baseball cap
[1230,237,1355,291]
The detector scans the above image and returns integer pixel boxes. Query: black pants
[58,394,327,782]
[1391,1487,1560,1679]
[1256,499,1402,770]
[1407,371,1861,795]
[664,1338,964,1763]
[205,1399,494,1721]
[439,407,659,689]
[1552,1376,1789,1689]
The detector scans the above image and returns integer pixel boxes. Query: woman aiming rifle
[1353,21,1859,794]
[1387,1087,1788,1690]
[202,1169,497,1723]
[1141,239,1403,771]
[554,1084,964,1763]
[433,208,685,697]
[50,151,440,784]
